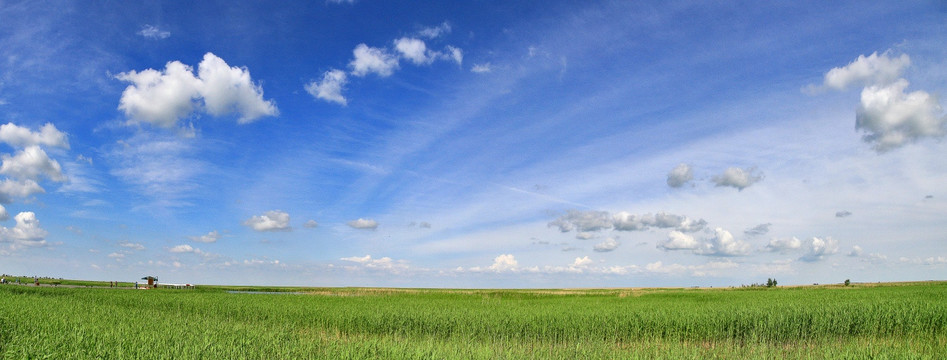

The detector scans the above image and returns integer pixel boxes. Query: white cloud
[666,163,693,188]
[115,61,202,128]
[765,237,801,252]
[856,79,946,152]
[116,52,277,128]
[694,228,751,257]
[822,52,910,90]
[551,210,706,234]
[444,45,463,65]
[711,167,763,190]
[189,230,221,243]
[644,260,738,277]
[394,37,433,65]
[0,123,69,149]
[0,204,7,221]
[169,244,201,254]
[0,179,44,204]
[340,254,408,271]
[243,210,291,232]
[487,254,518,272]
[418,21,451,39]
[347,218,378,230]
[305,69,348,105]
[471,63,492,73]
[0,145,66,182]
[575,232,595,240]
[196,53,279,123]
[138,24,170,39]
[799,236,839,262]
[657,231,699,250]
[0,212,48,246]
[593,237,620,252]
[304,220,319,228]
[548,210,612,232]
[572,256,593,267]
[349,44,399,77]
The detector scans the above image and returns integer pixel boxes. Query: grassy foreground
[0,282,944,359]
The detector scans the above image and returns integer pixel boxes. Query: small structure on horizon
[141,276,158,289]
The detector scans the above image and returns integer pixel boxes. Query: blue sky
[1,1,946,287]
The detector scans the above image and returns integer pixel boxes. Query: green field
[1,281,945,359]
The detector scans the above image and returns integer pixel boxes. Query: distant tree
[773,279,777,287]
[844,279,851,286]
[766,278,773,287]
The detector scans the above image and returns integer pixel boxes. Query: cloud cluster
[307,23,463,105]
[243,210,291,232]
[658,228,751,257]
[0,123,69,203]
[817,51,946,152]
[549,210,707,234]
[116,52,278,128]
[799,236,839,262]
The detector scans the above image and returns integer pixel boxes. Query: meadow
[0,281,944,359]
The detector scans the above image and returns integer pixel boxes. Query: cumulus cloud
[0,212,48,247]
[138,24,170,39]
[0,146,66,182]
[815,51,946,151]
[471,63,492,73]
[657,231,699,250]
[835,211,852,218]
[572,256,593,267]
[711,167,763,190]
[347,218,378,230]
[694,228,751,257]
[764,237,802,252]
[115,53,277,128]
[303,220,319,228]
[593,237,620,252]
[0,123,69,149]
[243,210,291,232]
[197,53,279,123]
[666,163,693,188]
[0,179,44,204]
[799,236,839,262]
[488,254,518,272]
[856,79,946,152]
[394,37,433,65]
[349,44,399,77]
[822,52,910,90]
[305,69,348,105]
[189,230,221,243]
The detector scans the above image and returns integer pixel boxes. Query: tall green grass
[1,282,944,358]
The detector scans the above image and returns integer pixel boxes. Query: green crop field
[1,281,945,359]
